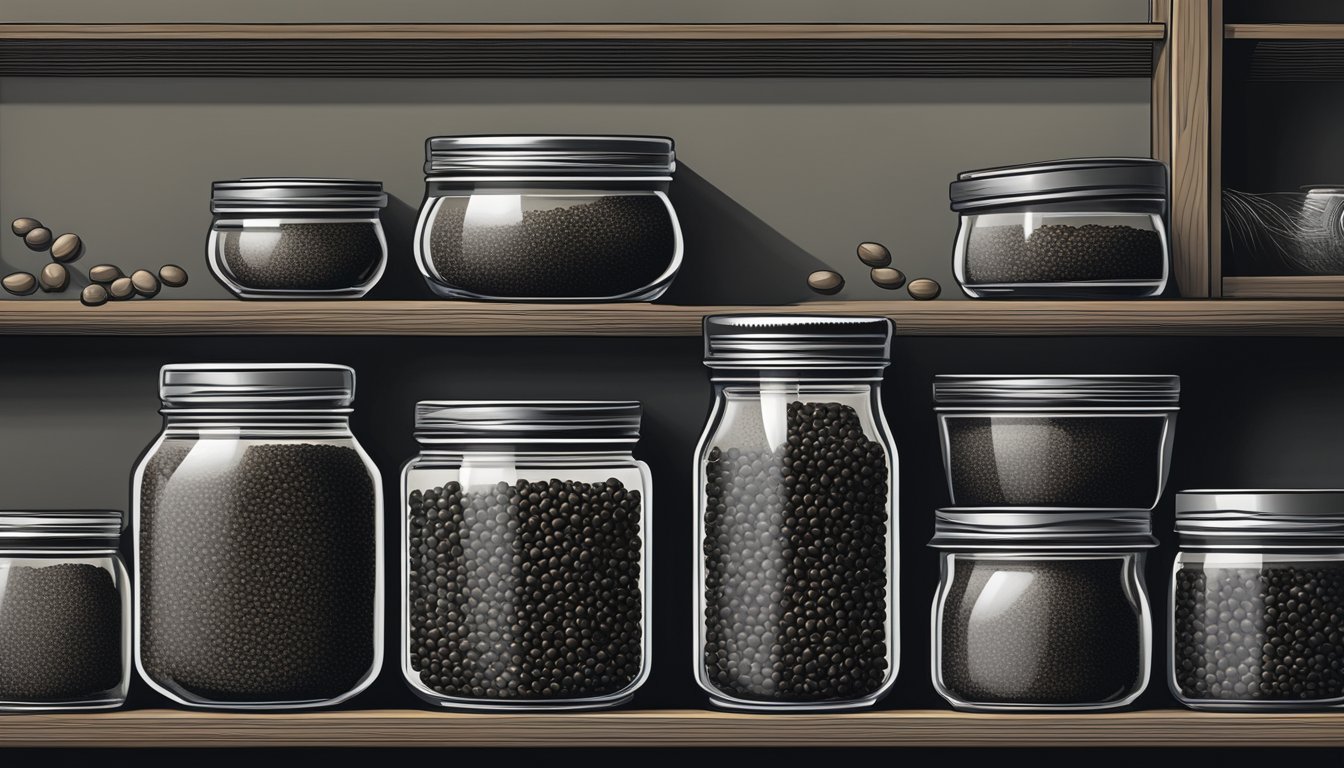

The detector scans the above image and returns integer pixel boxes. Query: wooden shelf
[0,22,1163,78]
[2,708,1343,748]
[1,299,1344,337]
[1223,276,1344,298]
[1225,23,1344,40]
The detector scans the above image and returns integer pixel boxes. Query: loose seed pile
[138,441,377,703]
[219,222,382,292]
[965,223,1164,284]
[939,557,1142,704]
[1174,564,1344,702]
[702,401,890,703]
[0,563,122,702]
[7,216,186,306]
[804,241,935,299]
[428,194,675,298]
[944,416,1166,508]
[407,477,644,701]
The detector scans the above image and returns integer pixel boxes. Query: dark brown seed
[50,233,82,263]
[870,267,906,289]
[807,270,844,295]
[38,263,68,293]
[108,277,135,300]
[88,265,122,284]
[23,228,52,251]
[908,278,941,300]
[80,284,109,307]
[857,242,892,268]
[158,265,188,288]
[10,218,41,237]
[2,273,36,296]
[130,269,160,297]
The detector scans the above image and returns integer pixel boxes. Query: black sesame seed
[219,223,382,292]
[965,223,1164,284]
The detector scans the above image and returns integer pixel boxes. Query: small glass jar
[208,178,388,298]
[694,315,899,711]
[413,135,682,301]
[0,511,130,711]
[933,375,1180,509]
[401,401,651,710]
[931,509,1155,711]
[1171,491,1344,710]
[950,158,1170,298]
[133,364,383,710]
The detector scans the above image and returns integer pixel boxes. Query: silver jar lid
[211,178,387,213]
[930,508,1157,550]
[425,135,675,176]
[414,401,641,443]
[0,510,123,547]
[703,315,892,369]
[933,374,1180,408]
[949,157,1167,212]
[1176,490,1344,549]
[159,364,355,408]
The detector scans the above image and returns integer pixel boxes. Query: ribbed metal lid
[703,315,892,369]
[160,364,355,408]
[933,374,1180,408]
[0,510,123,545]
[1176,490,1344,548]
[425,135,675,176]
[414,401,641,443]
[949,157,1167,212]
[931,508,1157,550]
[211,178,387,212]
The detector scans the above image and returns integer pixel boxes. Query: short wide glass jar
[208,178,388,298]
[0,511,130,711]
[133,364,383,710]
[694,315,899,711]
[1172,491,1344,710]
[931,509,1155,711]
[413,135,682,301]
[401,401,651,710]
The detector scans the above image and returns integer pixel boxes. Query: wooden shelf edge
[1222,276,1344,298]
[1226,23,1344,40]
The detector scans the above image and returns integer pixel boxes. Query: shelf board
[1225,23,1344,39]
[0,23,1162,78]
[1222,276,1344,298]
[2,708,1343,748]
[1,299,1343,337]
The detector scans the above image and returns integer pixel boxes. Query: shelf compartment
[0,23,1163,78]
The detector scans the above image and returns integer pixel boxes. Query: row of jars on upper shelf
[4,315,1335,714]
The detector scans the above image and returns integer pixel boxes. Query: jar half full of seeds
[1172,491,1344,710]
[133,364,383,710]
[0,511,130,711]
[930,509,1155,711]
[402,401,651,710]
[694,315,899,711]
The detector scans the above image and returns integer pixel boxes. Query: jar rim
[211,178,387,212]
[703,314,892,369]
[414,400,641,442]
[930,508,1157,550]
[933,374,1180,408]
[425,135,675,176]
[0,510,123,547]
[159,363,355,409]
[950,156,1167,213]
[1176,490,1344,547]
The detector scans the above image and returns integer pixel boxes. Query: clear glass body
[207,211,388,298]
[1171,550,1344,710]
[932,551,1151,712]
[401,447,652,710]
[0,549,131,711]
[953,210,1170,298]
[693,377,899,711]
[413,179,683,301]
[132,413,384,710]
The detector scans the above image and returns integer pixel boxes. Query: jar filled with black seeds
[930,509,1156,711]
[949,158,1170,298]
[208,178,388,298]
[0,511,129,711]
[402,401,650,710]
[414,135,682,301]
[1172,491,1344,711]
[134,364,382,710]
[695,315,898,711]
[934,375,1180,509]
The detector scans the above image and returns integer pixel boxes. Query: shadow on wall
[364,193,430,300]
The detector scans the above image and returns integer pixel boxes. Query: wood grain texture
[1150,0,1172,169]
[1,709,1344,748]
[1222,276,1344,297]
[1209,0,1224,296]
[1225,23,1344,40]
[1168,0,1212,297]
[2,300,1344,336]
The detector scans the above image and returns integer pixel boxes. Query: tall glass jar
[133,364,383,710]
[930,509,1155,711]
[694,315,898,711]
[401,401,651,710]
[1172,491,1344,710]
[0,511,130,711]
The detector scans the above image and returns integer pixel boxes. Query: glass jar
[933,375,1180,509]
[413,135,682,301]
[931,509,1155,711]
[1171,490,1344,710]
[694,315,898,711]
[0,511,130,711]
[133,364,383,710]
[208,178,388,298]
[401,401,651,710]
[949,158,1170,298]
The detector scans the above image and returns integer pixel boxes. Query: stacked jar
[929,375,1180,711]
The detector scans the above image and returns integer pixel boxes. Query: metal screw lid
[930,508,1157,550]
[425,135,675,176]
[949,157,1167,212]
[159,363,356,408]
[703,315,893,369]
[414,401,641,443]
[211,178,387,213]
[933,374,1180,408]
[1176,490,1344,549]
[0,510,123,546]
